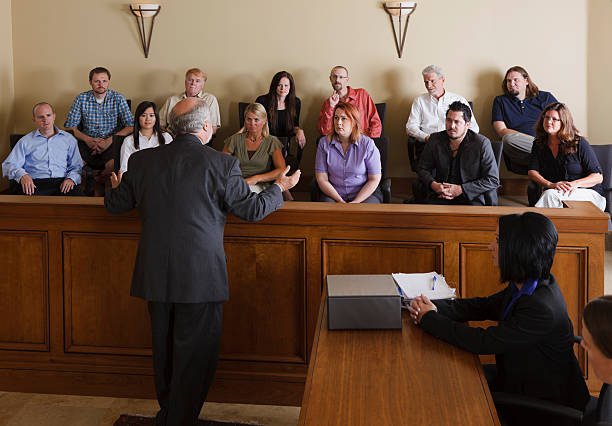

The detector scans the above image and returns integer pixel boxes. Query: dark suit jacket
[417,129,500,205]
[420,275,590,410]
[104,133,283,303]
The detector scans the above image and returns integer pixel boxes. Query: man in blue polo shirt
[492,66,557,174]
[64,66,133,195]
[3,102,83,196]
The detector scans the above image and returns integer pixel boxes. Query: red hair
[328,102,361,143]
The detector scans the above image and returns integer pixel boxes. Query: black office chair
[237,102,303,173]
[6,134,25,194]
[375,102,386,137]
[590,144,612,213]
[493,384,610,426]
[491,336,611,426]
[485,139,503,206]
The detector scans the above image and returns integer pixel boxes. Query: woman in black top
[528,102,605,210]
[408,212,590,418]
[255,71,306,148]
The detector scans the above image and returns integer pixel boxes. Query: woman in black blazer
[408,212,590,414]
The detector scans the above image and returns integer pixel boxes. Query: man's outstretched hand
[275,166,300,192]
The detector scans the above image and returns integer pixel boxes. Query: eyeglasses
[543,116,561,122]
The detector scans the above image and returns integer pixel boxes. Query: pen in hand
[432,275,437,291]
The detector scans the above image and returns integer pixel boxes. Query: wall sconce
[383,2,417,59]
[129,3,161,58]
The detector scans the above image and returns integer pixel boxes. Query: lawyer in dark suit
[416,101,499,205]
[409,213,590,418]
[104,98,300,426]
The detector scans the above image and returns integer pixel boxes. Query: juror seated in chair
[222,103,286,193]
[416,101,499,205]
[119,101,173,173]
[2,102,84,196]
[528,102,606,211]
[315,102,382,203]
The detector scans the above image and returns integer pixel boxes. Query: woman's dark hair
[133,101,165,150]
[583,295,612,359]
[265,71,297,135]
[497,212,558,283]
[534,102,580,155]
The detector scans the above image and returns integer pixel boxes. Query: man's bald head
[169,98,211,135]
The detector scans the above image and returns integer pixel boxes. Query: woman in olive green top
[223,103,286,193]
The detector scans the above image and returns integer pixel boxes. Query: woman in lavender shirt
[315,102,382,203]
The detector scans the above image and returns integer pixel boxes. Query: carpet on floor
[113,414,263,426]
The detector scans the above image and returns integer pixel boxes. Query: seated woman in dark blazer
[255,71,306,148]
[528,102,605,210]
[409,212,590,413]
[315,102,382,203]
[581,296,612,425]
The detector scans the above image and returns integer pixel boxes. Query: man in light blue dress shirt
[2,102,84,196]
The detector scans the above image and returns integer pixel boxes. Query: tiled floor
[1,194,609,425]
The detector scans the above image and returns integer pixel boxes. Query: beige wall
[8,0,588,178]
[1,0,610,292]
[588,0,612,144]
[0,0,15,189]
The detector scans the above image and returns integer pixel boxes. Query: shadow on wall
[473,68,504,142]
[138,69,177,110]
[381,67,416,175]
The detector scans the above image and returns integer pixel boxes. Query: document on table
[392,272,456,300]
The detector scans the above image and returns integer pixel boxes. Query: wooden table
[299,296,501,425]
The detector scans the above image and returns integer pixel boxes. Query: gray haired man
[406,64,478,143]
[105,97,300,426]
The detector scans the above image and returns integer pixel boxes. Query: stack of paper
[392,272,456,300]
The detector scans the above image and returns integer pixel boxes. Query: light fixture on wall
[383,2,417,59]
[129,3,161,58]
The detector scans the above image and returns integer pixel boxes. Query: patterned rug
[113,414,262,426]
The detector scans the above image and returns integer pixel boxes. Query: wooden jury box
[326,274,402,330]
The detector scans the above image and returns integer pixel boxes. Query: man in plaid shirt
[64,66,133,195]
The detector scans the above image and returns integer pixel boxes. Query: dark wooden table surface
[299,296,501,425]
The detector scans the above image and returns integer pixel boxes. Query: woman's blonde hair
[244,103,270,138]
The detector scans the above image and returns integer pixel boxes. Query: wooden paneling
[0,196,605,402]
[222,237,306,363]
[552,247,588,370]
[63,232,151,355]
[0,231,48,351]
[323,240,442,277]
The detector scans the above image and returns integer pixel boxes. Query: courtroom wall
[588,0,612,145]
[0,0,14,190]
[8,0,588,178]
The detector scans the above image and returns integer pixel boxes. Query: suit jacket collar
[173,133,204,146]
